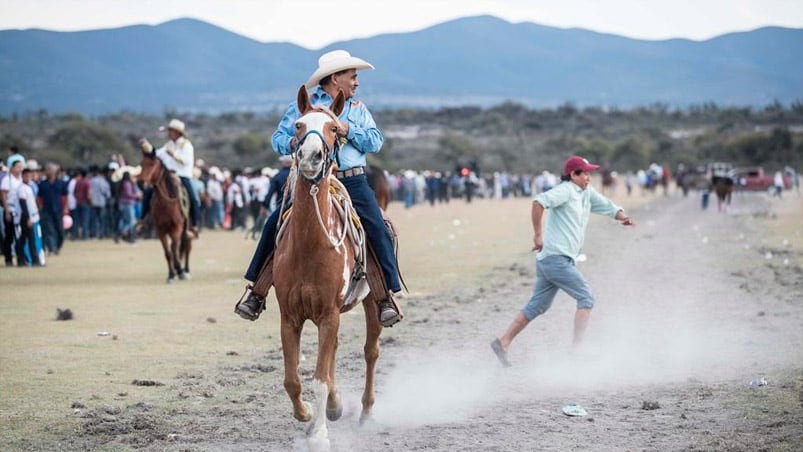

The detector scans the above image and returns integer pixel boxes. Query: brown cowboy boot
[378,291,402,327]
[234,285,267,321]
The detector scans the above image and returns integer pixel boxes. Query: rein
[287,108,349,248]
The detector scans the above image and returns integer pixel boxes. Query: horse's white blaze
[297,111,331,180]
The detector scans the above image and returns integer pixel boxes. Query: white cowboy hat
[111,165,142,182]
[304,50,374,89]
[159,118,186,136]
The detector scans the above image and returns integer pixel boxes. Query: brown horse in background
[712,176,734,212]
[366,164,391,210]
[272,86,387,443]
[139,149,192,282]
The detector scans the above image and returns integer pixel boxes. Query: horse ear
[297,85,311,114]
[331,89,346,116]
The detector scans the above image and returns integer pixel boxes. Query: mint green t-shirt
[532,181,622,261]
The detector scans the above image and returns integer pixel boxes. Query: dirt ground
[1,187,801,451]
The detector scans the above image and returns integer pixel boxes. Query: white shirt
[67,177,77,210]
[156,137,195,178]
[227,181,244,208]
[18,182,39,223]
[206,178,223,202]
[1,172,22,223]
[252,175,270,202]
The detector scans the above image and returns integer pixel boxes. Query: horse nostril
[297,150,304,159]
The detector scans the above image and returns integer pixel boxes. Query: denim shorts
[521,255,595,320]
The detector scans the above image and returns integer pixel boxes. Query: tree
[0,134,31,154]
[47,122,132,167]
[233,133,270,158]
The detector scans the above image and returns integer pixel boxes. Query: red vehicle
[732,167,792,191]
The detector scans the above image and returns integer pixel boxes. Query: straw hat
[159,118,186,136]
[304,50,374,89]
[112,165,142,182]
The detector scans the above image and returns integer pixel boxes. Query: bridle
[289,107,349,247]
[293,107,344,184]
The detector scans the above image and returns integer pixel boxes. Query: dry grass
[0,180,666,445]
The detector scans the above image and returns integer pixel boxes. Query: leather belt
[334,166,365,179]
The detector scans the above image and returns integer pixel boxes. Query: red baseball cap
[563,156,600,176]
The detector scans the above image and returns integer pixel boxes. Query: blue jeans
[521,255,595,320]
[40,209,64,252]
[75,204,91,239]
[118,204,136,236]
[245,173,401,292]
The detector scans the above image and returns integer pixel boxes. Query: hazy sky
[2,0,802,49]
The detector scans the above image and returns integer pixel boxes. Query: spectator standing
[773,171,784,198]
[264,155,292,214]
[73,169,91,240]
[37,163,68,255]
[89,165,111,239]
[226,170,246,230]
[18,168,44,266]
[1,154,24,265]
[117,171,141,243]
[205,171,224,229]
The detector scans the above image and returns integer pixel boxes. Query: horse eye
[295,123,302,130]
[330,126,337,133]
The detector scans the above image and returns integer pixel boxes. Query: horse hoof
[295,402,312,422]
[183,273,192,280]
[166,277,174,284]
[326,406,342,422]
[359,411,374,426]
[178,273,187,280]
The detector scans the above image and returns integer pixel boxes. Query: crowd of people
[0,144,295,268]
[4,136,797,269]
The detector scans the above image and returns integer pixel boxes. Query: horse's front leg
[304,312,340,439]
[158,234,175,283]
[280,317,309,422]
[321,313,342,421]
[360,295,383,424]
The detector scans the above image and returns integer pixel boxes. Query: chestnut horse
[273,86,385,441]
[366,164,391,210]
[139,149,192,282]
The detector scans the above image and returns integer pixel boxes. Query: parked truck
[732,167,792,191]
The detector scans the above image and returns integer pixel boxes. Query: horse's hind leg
[281,317,310,422]
[181,233,192,278]
[360,296,383,424]
[170,232,185,279]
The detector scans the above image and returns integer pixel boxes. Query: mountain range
[1,15,801,114]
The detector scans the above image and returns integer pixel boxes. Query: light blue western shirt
[270,87,383,170]
[533,181,622,261]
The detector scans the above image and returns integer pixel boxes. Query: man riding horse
[139,119,201,237]
[235,50,403,327]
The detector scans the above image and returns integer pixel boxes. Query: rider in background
[235,50,403,327]
[139,119,201,237]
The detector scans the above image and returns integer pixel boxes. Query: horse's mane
[145,153,179,197]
